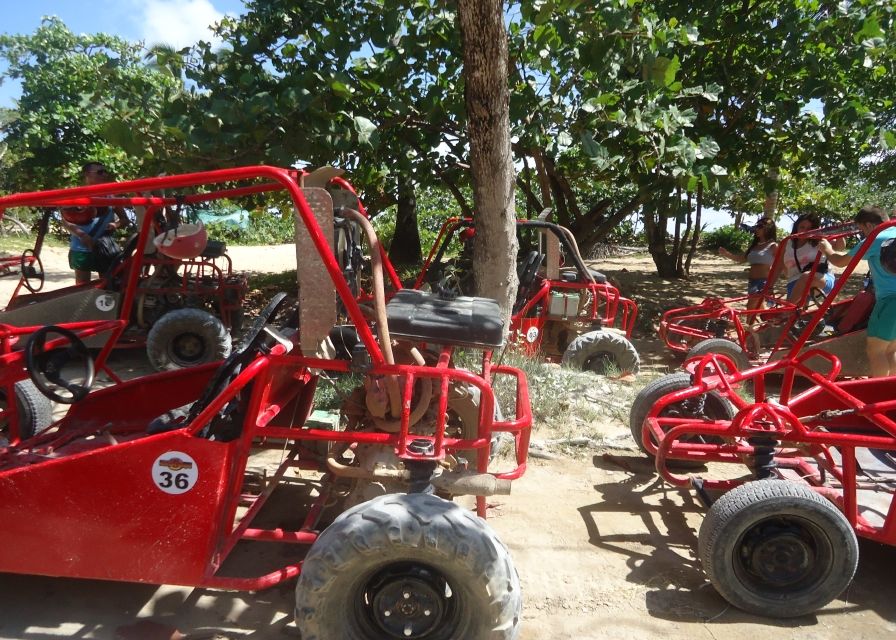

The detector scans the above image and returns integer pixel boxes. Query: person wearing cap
[718,217,777,316]
[819,206,896,377]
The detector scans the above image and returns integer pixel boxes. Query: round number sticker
[525,326,539,343]
[152,451,199,495]
[95,294,116,312]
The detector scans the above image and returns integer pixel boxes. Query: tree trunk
[684,183,703,275]
[644,190,683,278]
[763,168,779,218]
[457,0,518,320]
[676,190,693,275]
[387,178,422,268]
[531,147,553,212]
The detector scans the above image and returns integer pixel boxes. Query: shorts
[868,295,896,341]
[786,272,835,298]
[747,278,767,295]
[68,250,96,272]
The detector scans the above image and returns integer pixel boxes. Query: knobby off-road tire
[686,338,751,372]
[295,493,522,640]
[628,372,734,469]
[146,308,231,372]
[561,329,640,376]
[698,479,858,618]
[0,380,53,442]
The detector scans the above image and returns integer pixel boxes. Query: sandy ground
[0,245,893,640]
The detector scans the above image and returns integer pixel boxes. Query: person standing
[718,217,778,314]
[819,206,896,377]
[778,213,836,305]
[60,162,128,284]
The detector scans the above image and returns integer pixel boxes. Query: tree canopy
[0,17,182,190]
[2,2,894,277]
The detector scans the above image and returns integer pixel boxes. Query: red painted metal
[414,217,639,361]
[643,224,896,549]
[0,167,532,593]
[659,222,865,361]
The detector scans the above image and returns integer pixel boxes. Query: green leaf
[881,129,896,150]
[696,137,720,160]
[858,16,884,40]
[582,133,609,159]
[330,80,353,99]
[353,115,378,145]
[644,55,680,87]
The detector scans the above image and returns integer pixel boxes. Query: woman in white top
[779,213,836,304]
[719,217,778,313]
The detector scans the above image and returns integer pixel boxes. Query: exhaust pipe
[430,471,512,496]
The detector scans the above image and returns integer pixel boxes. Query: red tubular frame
[660,223,862,357]
[644,220,896,547]
[415,217,639,354]
[0,166,533,591]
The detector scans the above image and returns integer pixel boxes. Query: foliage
[700,224,754,253]
[0,17,184,190]
[3,4,895,282]
[203,209,296,245]
[602,217,643,245]
[513,0,896,275]
[372,185,469,256]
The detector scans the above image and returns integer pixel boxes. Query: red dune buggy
[659,223,871,374]
[0,166,532,640]
[629,222,896,617]
[414,215,641,374]
[0,185,248,372]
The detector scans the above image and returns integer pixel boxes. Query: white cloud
[138,0,225,49]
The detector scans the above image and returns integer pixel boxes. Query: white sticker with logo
[95,294,116,312]
[525,326,539,343]
[152,451,199,495]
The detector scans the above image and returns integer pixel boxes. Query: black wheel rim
[355,562,459,639]
[171,332,206,364]
[735,515,832,595]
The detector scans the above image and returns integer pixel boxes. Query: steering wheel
[25,326,95,403]
[187,292,292,423]
[103,233,141,286]
[20,250,44,293]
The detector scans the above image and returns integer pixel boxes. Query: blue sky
[0,0,246,107]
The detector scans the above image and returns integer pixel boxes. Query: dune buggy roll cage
[415,216,637,338]
[0,166,532,591]
[643,220,896,542]
[659,222,863,357]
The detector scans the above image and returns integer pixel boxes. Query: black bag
[89,211,123,274]
[93,234,122,273]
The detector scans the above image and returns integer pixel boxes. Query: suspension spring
[749,435,778,479]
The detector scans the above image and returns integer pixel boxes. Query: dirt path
[0,246,893,639]
[0,450,892,639]
[0,243,301,302]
